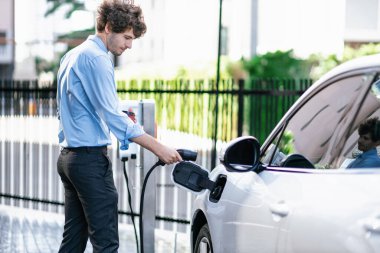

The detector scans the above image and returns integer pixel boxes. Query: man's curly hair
[96,0,147,38]
[358,117,380,141]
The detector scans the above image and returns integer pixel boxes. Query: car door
[259,71,377,253]
[206,166,283,253]
[258,168,380,253]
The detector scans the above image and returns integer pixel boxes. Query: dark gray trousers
[57,147,119,253]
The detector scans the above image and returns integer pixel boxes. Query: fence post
[140,100,156,253]
[237,79,244,137]
[211,79,219,170]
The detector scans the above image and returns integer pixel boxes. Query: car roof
[314,53,380,87]
[262,53,380,149]
[288,53,380,116]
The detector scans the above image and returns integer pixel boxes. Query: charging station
[119,99,156,253]
[119,100,140,161]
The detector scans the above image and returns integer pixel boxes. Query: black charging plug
[177,149,197,162]
[157,149,197,166]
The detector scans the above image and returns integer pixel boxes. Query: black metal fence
[0,78,312,232]
[0,78,313,142]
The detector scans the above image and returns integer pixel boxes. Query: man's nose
[126,40,132,49]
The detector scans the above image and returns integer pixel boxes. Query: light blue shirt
[346,148,380,169]
[57,35,145,149]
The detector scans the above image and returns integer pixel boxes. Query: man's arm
[131,134,182,164]
[82,55,145,148]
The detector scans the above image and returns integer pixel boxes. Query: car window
[338,78,380,168]
[261,73,375,169]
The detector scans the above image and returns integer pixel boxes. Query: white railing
[0,115,225,234]
[0,44,13,64]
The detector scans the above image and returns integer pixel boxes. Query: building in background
[12,0,95,80]
[345,0,380,46]
[3,0,380,80]
[0,0,15,80]
[116,0,254,78]
[256,0,345,58]
[256,0,380,56]
[117,0,380,78]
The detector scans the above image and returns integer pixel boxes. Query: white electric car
[173,54,380,253]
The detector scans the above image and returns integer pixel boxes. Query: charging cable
[121,158,140,253]
[139,149,197,253]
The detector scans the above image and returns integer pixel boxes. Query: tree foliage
[242,50,311,79]
[309,43,380,79]
[240,44,380,81]
[45,0,86,19]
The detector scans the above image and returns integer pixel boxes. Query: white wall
[14,0,95,63]
[119,0,220,69]
[119,0,350,77]
[257,0,346,58]
[9,0,379,79]
[13,0,95,79]
[223,0,253,60]
[345,0,380,42]
[118,0,257,78]
[0,0,14,64]
[0,0,13,33]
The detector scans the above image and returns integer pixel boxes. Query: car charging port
[209,174,227,203]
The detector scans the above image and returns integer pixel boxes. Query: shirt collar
[362,148,378,157]
[88,35,108,53]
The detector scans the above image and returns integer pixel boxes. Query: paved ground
[0,205,190,253]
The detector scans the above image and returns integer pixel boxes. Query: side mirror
[219,136,261,172]
[172,161,215,193]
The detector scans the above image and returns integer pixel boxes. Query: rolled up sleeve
[121,120,145,150]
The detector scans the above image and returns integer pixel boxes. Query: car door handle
[269,201,290,217]
[363,215,380,233]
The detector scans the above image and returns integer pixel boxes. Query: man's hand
[131,134,183,164]
[155,145,183,165]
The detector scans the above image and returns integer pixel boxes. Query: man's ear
[375,139,380,147]
[105,22,111,33]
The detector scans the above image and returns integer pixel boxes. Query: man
[347,117,380,169]
[56,1,182,252]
